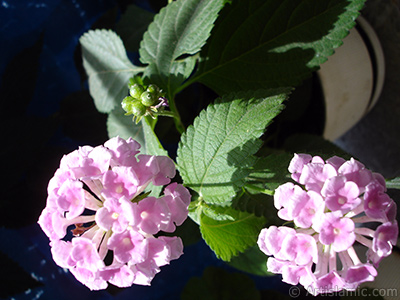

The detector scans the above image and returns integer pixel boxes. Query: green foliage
[139,0,226,94]
[181,267,261,300]
[247,151,294,191]
[177,89,289,205]
[199,205,266,261]
[228,245,271,276]
[233,191,278,221]
[191,0,366,95]
[80,29,143,113]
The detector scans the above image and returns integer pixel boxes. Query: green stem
[154,110,176,118]
[244,183,274,196]
[166,93,185,134]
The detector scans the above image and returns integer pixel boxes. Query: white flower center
[112,212,119,219]
[115,185,124,194]
[122,237,131,246]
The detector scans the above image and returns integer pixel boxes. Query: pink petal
[104,136,141,167]
[288,153,312,182]
[257,226,296,257]
[372,221,398,257]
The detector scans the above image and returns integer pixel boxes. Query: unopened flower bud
[121,96,147,118]
[146,84,160,95]
[121,96,135,114]
[140,91,157,107]
[130,100,147,117]
[129,84,145,99]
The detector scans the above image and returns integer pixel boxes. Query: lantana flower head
[258,154,398,295]
[38,136,191,290]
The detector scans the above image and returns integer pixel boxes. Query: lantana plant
[38,0,400,296]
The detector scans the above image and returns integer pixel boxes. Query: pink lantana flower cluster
[257,154,398,295]
[38,136,191,290]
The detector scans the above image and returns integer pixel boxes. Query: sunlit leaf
[177,89,289,205]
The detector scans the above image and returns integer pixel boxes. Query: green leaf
[177,89,289,205]
[181,266,261,300]
[191,0,366,95]
[139,0,226,94]
[115,5,155,52]
[233,191,280,223]
[234,152,291,220]
[163,217,201,246]
[200,205,266,261]
[80,29,143,113]
[202,203,235,221]
[228,245,271,277]
[386,177,400,190]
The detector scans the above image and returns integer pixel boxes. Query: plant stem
[166,92,185,134]
[244,183,274,196]
[154,110,176,118]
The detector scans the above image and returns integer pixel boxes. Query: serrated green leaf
[200,206,266,261]
[233,191,280,223]
[248,151,294,191]
[139,0,225,93]
[228,245,271,277]
[191,0,366,95]
[115,5,155,52]
[202,204,235,221]
[177,89,289,205]
[80,29,143,113]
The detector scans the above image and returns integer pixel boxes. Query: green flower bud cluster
[121,83,165,123]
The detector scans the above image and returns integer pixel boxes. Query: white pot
[319,16,385,141]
